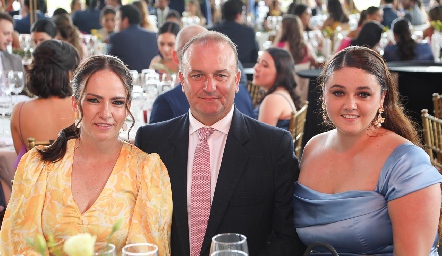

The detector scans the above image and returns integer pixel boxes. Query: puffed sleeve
[377,143,442,201]
[0,148,49,255]
[126,151,172,256]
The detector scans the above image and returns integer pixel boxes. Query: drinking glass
[159,73,175,93]
[0,71,12,135]
[211,250,248,256]
[122,243,159,256]
[8,71,25,105]
[210,233,249,255]
[94,242,116,256]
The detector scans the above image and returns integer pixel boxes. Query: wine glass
[159,73,175,93]
[8,71,25,105]
[0,71,12,135]
[210,233,249,255]
[94,242,116,256]
[122,243,159,256]
[211,250,248,256]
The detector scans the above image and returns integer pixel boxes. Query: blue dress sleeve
[377,143,442,201]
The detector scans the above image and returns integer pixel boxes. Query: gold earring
[373,107,385,128]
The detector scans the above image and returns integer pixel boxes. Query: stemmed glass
[211,250,248,256]
[0,71,12,135]
[210,233,249,255]
[8,71,25,105]
[94,242,116,256]
[159,73,175,93]
[122,243,159,256]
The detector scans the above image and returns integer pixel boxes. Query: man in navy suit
[135,31,305,256]
[149,25,254,124]
[380,0,398,28]
[107,5,158,72]
[209,0,259,66]
[14,0,47,34]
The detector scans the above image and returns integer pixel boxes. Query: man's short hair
[384,0,394,3]
[0,12,13,25]
[222,0,243,21]
[120,5,141,25]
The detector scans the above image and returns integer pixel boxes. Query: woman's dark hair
[318,46,420,146]
[158,21,181,36]
[52,14,85,59]
[28,40,79,98]
[222,0,243,21]
[38,55,135,162]
[429,4,442,21]
[357,10,367,26]
[293,4,313,31]
[279,14,306,64]
[166,9,181,20]
[260,47,302,109]
[52,8,68,16]
[30,19,57,38]
[351,21,384,49]
[392,18,416,60]
[327,0,349,23]
[100,5,116,20]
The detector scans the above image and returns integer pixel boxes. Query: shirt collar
[189,106,234,136]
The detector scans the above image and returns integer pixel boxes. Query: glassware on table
[210,233,249,255]
[94,242,116,256]
[7,70,25,105]
[129,70,139,87]
[159,73,175,93]
[122,243,159,256]
[0,71,12,135]
[211,250,249,256]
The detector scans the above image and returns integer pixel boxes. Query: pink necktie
[190,127,214,256]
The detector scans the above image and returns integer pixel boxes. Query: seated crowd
[0,0,441,255]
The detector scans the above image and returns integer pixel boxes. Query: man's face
[0,19,13,52]
[179,40,240,126]
[157,0,169,10]
[115,11,127,32]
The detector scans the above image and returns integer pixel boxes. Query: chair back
[433,93,442,119]
[27,137,53,150]
[289,102,309,159]
[247,81,265,108]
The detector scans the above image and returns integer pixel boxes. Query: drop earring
[372,107,385,128]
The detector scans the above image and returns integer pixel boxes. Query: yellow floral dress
[0,139,172,256]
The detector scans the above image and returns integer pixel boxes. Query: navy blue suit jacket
[14,12,46,34]
[107,24,158,72]
[210,21,259,65]
[381,6,398,28]
[149,82,254,123]
[72,9,101,34]
[135,108,306,256]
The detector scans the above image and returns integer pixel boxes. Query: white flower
[63,233,97,256]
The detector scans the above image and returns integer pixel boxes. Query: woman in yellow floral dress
[0,55,172,256]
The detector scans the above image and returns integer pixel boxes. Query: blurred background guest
[253,47,303,130]
[96,6,116,43]
[274,14,319,67]
[132,0,158,32]
[383,18,434,62]
[292,4,315,31]
[53,13,87,61]
[423,4,442,40]
[72,0,102,34]
[336,21,384,53]
[106,0,122,10]
[70,0,82,14]
[14,0,47,34]
[184,0,206,25]
[30,19,57,46]
[401,0,427,25]
[149,21,180,76]
[165,9,183,26]
[320,0,350,31]
[52,7,69,16]
[263,0,283,31]
[10,40,79,168]
[154,0,171,28]
[381,0,399,28]
[347,6,383,38]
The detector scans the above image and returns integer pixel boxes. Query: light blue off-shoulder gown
[294,143,442,255]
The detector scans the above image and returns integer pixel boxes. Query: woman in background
[321,0,349,30]
[294,46,441,255]
[97,6,116,43]
[132,0,158,32]
[383,18,434,62]
[10,40,79,168]
[336,21,384,53]
[292,4,314,31]
[184,0,206,25]
[52,13,87,61]
[347,6,383,38]
[149,21,181,76]
[1,55,172,256]
[423,5,442,41]
[30,19,57,46]
[253,47,302,130]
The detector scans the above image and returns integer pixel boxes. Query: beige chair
[433,93,442,119]
[27,137,52,150]
[247,81,265,108]
[289,102,309,159]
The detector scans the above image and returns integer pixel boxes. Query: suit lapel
[202,109,250,254]
[162,114,191,256]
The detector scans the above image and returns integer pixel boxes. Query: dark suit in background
[14,12,46,34]
[381,5,398,28]
[72,9,102,34]
[107,24,158,72]
[135,109,305,255]
[210,21,259,65]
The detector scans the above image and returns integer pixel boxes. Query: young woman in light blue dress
[294,46,442,255]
